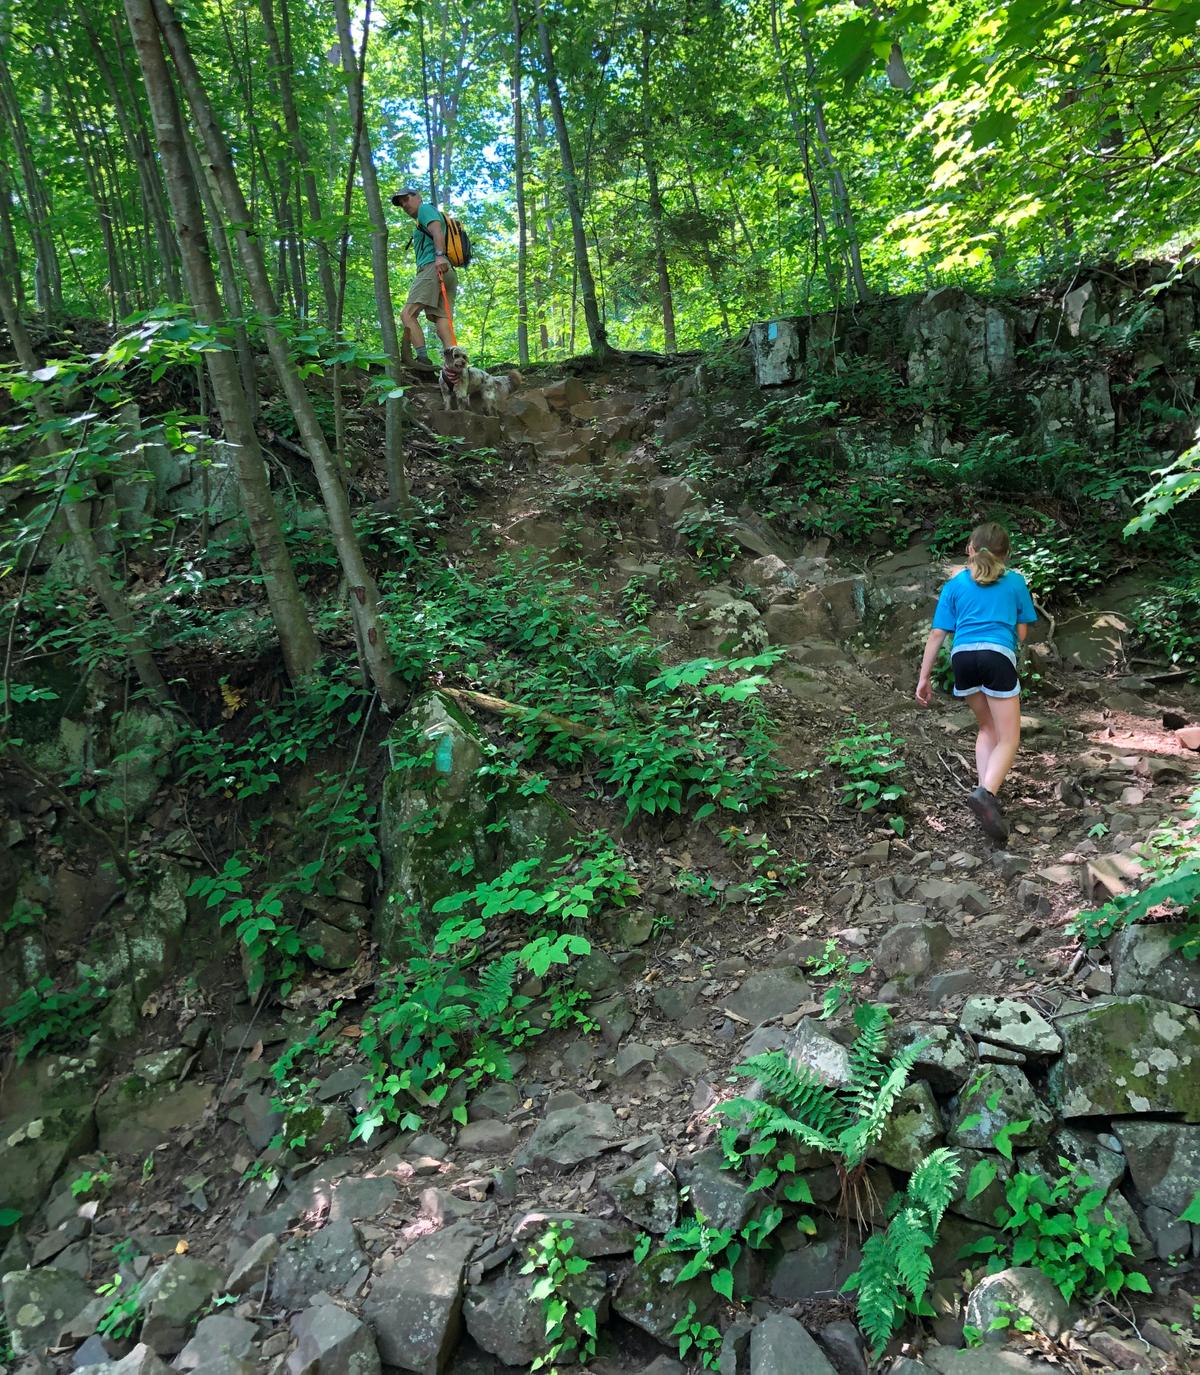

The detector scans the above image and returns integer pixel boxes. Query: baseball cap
[391,188,419,205]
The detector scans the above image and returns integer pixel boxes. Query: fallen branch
[440,686,612,745]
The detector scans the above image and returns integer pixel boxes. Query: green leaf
[1179,1192,1200,1225]
[966,1157,998,1201]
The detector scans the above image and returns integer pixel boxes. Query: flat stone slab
[960,998,1062,1056]
[515,1103,621,1172]
[723,969,814,1025]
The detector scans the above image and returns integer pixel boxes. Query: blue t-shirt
[932,568,1037,661]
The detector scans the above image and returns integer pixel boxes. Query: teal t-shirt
[932,568,1037,660]
[414,203,445,269]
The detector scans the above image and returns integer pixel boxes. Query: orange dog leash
[439,271,458,347]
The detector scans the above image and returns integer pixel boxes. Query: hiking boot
[967,786,1009,842]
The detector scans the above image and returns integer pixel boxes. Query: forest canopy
[1,0,1197,362]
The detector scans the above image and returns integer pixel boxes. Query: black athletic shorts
[952,649,1020,699]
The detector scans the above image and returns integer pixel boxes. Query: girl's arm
[916,628,948,705]
[1018,623,1028,643]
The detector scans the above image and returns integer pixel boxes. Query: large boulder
[1109,923,1200,1008]
[377,692,575,951]
[948,1064,1054,1151]
[964,1267,1069,1341]
[613,1249,717,1344]
[1049,995,1200,1120]
[96,1077,213,1156]
[603,1154,680,1234]
[748,320,804,387]
[464,1261,606,1367]
[136,1255,224,1354]
[362,1221,482,1374]
[272,1220,366,1308]
[287,1304,381,1375]
[1114,1122,1200,1217]
[750,1313,838,1375]
[2,1265,93,1356]
[0,1103,96,1225]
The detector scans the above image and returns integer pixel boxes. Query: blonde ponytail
[967,522,1011,586]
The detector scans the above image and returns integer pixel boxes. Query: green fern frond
[733,1052,844,1132]
[888,1206,934,1306]
[846,1231,899,1357]
[474,952,520,1019]
[848,1004,892,1107]
[908,1146,962,1234]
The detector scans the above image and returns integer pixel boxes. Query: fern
[844,1147,963,1357]
[474,952,520,1019]
[716,1006,929,1180]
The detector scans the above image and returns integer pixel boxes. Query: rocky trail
[3,332,1200,1375]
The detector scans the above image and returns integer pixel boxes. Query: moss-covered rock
[1048,995,1200,1121]
[0,1104,96,1226]
[377,692,575,954]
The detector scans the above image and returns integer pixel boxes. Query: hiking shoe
[967,786,1009,842]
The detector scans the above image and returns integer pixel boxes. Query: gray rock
[75,1344,174,1373]
[960,998,1062,1056]
[678,1147,752,1231]
[614,1042,657,1077]
[895,1022,976,1093]
[782,1019,852,1087]
[593,995,635,1047]
[750,1313,838,1375]
[287,1304,381,1375]
[660,1044,710,1081]
[927,970,977,1007]
[225,1233,280,1295]
[467,1083,520,1121]
[362,1221,482,1373]
[965,1266,1069,1341]
[612,1248,717,1344]
[515,1103,621,1172]
[0,1105,96,1225]
[377,693,575,952]
[131,1048,189,1086]
[1141,1204,1192,1260]
[949,1150,1011,1225]
[1015,1127,1125,1197]
[816,1319,867,1375]
[877,922,950,978]
[769,1234,860,1302]
[1049,995,1200,1119]
[462,1269,545,1367]
[1115,1121,1200,1216]
[176,1313,258,1372]
[921,1347,1052,1374]
[1110,923,1200,1008]
[419,1187,481,1228]
[749,319,804,387]
[949,1064,1054,1151]
[2,1266,92,1356]
[272,1221,366,1308]
[464,1261,606,1367]
[652,981,701,1023]
[574,950,623,994]
[509,1210,634,1259]
[96,1078,214,1156]
[874,1081,944,1172]
[604,1155,680,1234]
[723,969,814,1025]
[455,1120,518,1154]
[136,1256,224,1355]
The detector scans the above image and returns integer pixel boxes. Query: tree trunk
[0,272,173,708]
[123,0,322,687]
[332,0,409,511]
[149,0,405,710]
[417,1,439,203]
[799,22,870,304]
[769,0,838,301]
[683,153,731,337]
[0,57,62,314]
[532,0,608,359]
[260,0,337,324]
[640,26,675,353]
[512,0,530,367]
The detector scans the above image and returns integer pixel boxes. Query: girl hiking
[916,522,1038,841]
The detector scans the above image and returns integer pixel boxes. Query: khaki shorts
[405,262,457,319]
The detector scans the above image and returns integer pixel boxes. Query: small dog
[439,345,523,416]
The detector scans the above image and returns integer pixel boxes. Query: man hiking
[391,187,456,368]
